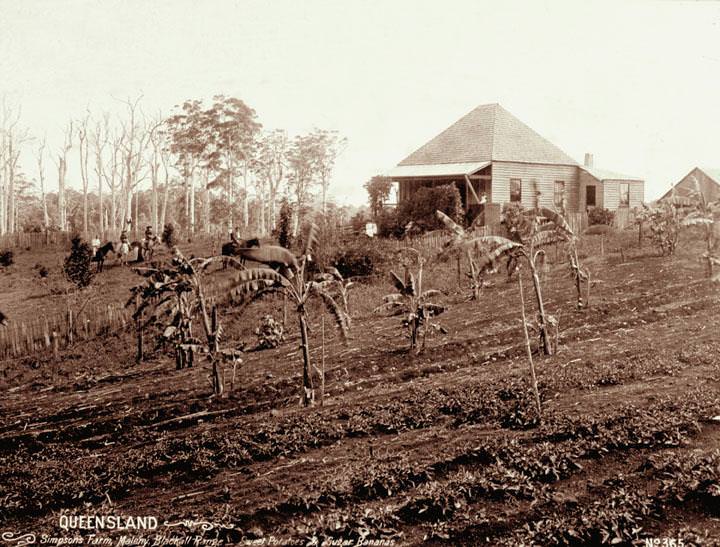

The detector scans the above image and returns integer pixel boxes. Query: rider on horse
[140,226,157,261]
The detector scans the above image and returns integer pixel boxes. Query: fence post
[52,331,59,360]
[135,293,144,363]
[67,309,74,344]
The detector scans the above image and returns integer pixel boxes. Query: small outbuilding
[579,153,644,210]
[659,167,720,203]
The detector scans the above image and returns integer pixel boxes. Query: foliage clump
[0,249,13,268]
[63,235,94,288]
[587,207,615,226]
[254,315,285,350]
[331,236,393,278]
[397,184,463,234]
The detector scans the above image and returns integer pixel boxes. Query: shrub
[275,199,293,249]
[0,250,13,267]
[377,208,405,239]
[397,184,463,234]
[63,235,95,288]
[331,236,394,278]
[588,207,615,226]
[161,223,177,248]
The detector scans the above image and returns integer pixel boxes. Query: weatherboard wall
[602,180,644,210]
[490,162,579,211]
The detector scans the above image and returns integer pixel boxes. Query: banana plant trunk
[298,310,314,406]
[528,257,552,356]
[467,251,481,300]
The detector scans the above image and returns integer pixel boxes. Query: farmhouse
[387,103,645,222]
[659,167,720,203]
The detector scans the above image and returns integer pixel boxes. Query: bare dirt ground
[2,232,720,546]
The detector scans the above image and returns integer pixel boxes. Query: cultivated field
[2,229,720,546]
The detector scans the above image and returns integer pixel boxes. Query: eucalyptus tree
[166,99,206,234]
[254,129,289,232]
[204,96,262,231]
[307,128,346,216]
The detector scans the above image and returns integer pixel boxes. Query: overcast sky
[2,0,720,206]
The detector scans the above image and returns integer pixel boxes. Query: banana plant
[128,250,243,396]
[314,266,355,324]
[232,222,349,406]
[436,210,520,300]
[374,248,446,353]
[681,176,720,279]
[503,206,575,355]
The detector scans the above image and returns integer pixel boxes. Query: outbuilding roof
[582,166,643,182]
[397,103,578,168]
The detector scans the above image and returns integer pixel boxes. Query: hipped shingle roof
[398,103,578,167]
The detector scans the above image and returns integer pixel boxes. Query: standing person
[119,230,130,265]
[91,235,101,257]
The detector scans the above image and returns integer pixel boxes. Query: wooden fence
[0,302,133,361]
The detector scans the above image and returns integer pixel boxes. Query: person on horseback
[230,228,240,246]
[141,225,157,262]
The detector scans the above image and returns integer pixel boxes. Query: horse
[126,240,154,263]
[91,241,115,272]
[221,237,261,269]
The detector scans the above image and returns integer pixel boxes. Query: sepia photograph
[1,0,720,545]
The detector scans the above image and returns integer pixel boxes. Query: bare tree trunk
[204,169,210,234]
[189,172,195,235]
[160,179,170,231]
[7,140,15,233]
[37,142,50,229]
[243,162,249,228]
[78,118,90,234]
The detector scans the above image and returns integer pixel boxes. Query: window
[510,178,522,202]
[586,185,596,207]
[554,181,565,208]
[619,183,630,207]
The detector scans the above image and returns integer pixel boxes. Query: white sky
[2,0,720,206]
